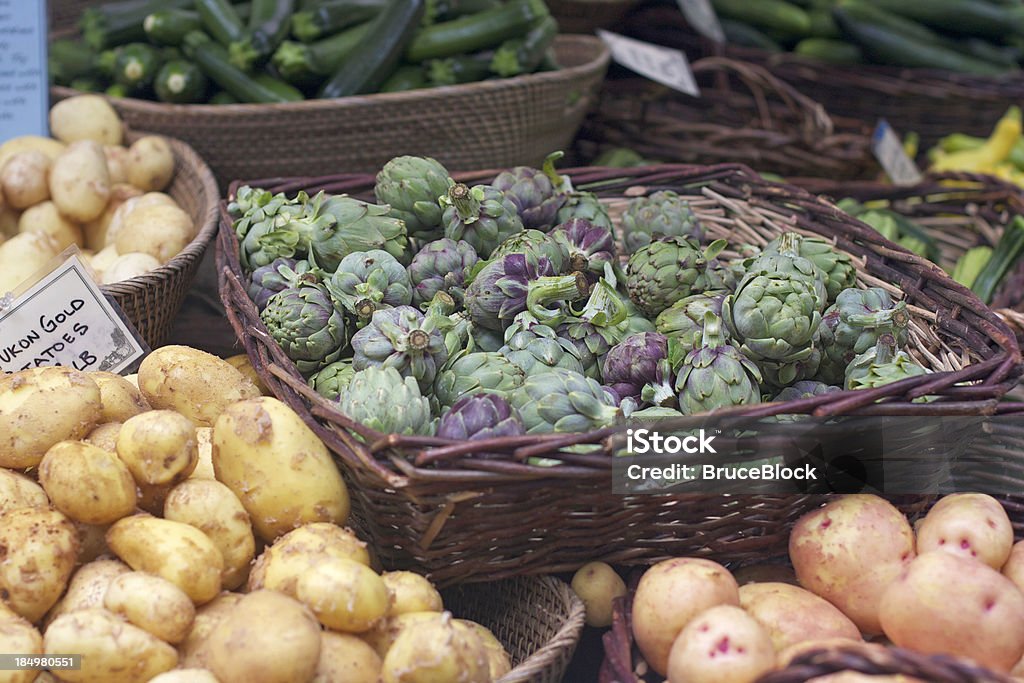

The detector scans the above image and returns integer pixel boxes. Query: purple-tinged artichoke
[773,380,841,402]
[509,367,622,434]
[490,229,569,273]
[763,233,855,304]
[260,282,349,376]
[247,257,314,311]
[374,156,451,241]
[844,333,928,392]
[351,305,449,392]
[470,325,505,352]
[759,340,823,389]
[490,152,571,231]
[555,268,630,380]
[500,313,586,377]
[441,183,524,258]
[432,350,525,409]
[463,253,578,330]
[550,218,616,282]
[816,287,910,386]
[675,312,762,414]
[625,237,728,318]
[437,393,525,441]
[621,190,703,252]
[326,250,413,327]
[556,191,613,232]
[655,291,728,349]
[407,238,478,308]
[603,332,668,403]
[308,360,356,401]
[337,367,435,436]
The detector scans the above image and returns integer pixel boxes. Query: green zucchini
[70,77,104,92]
[973,216,1024,304]
[272,22,374,87]
[253,73,305,100]
[405,0,548,63]
[80,0,194,50]
[208,90,239,104]
[860,0,1024,40]
[794,37,862,63]
[183,30,297,102]
[710,0,811,36]
[425,0,500,24]
[231,0,296,70]
[490,15,556,77]
[719,20,783,52]
[155,59,209,102]
[145,9,203,46]
[114,43,164,92]
[290,0,386,42]
[106,83,129,97]
[807,9,840,38]
[319,0,426,98]
[49,39,99,85]
[954,38,1023,69]
[380,64,428,91]
[196,0,247,46]
[427,52,493,86]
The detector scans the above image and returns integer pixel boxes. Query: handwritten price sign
[598,31,700,96]
[0,0,48,139]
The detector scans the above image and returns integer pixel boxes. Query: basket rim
[50,35,609,116]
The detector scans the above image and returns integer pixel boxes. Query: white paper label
[678,0,724,43]
[872,119,923,186]
[0,0,48,139]
[0,255,146,374]
[598,30,699,97]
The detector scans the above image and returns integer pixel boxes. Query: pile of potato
[0,345,511,683]
[575,492,1024,683]
[0,95,193,293]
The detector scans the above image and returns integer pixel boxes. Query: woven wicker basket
[547,0,639,33]
[100,132,219,349]
[575,57,876,179]
[623,2,1024,148]
[445,576,585,683]
[49,37,609,190]
[217,163,1022,586]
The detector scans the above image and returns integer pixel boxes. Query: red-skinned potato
[915,494,1014,569]
[666,605,776,683]
[739,582,862,652]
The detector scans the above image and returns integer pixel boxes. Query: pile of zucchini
[50,0,560,104]
[708,0,1024,75]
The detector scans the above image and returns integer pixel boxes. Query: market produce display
[709,0,1024,74]
[0,95,194,292]
[602,493,1024,682]
[0,348,514,683]
[50,0,562,103]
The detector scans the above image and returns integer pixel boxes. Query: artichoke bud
[525,273,590,324]
[442,182,481,224]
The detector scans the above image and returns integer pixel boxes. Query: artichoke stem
[447,183,480,224]
[775,232,801,257]
[874,333,897,365]
[700,310,726,349]
[356,299,377,321]
[427,291,457,317]
[643,380,678,408]
[407,329,431,351]
[541,151,566,186]
[526,274,590,323]
[569,253,589,273]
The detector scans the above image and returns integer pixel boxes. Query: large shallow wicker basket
[446,576,585,683]
[102,132,219,349]
[623,2,1024,148]
[217,163,1021,585]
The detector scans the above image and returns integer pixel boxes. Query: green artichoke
[248,257,314,311]
[509,367,622,433]
[490,229,569,272]
[374,156,451,241]
[762,233,855,303]
[407,238,479,308]
[624,406,685,421]
[675,312,762,414]
[231,186,308,271]
[773,380,841,402]
[350,305,449,392]
[326,250,413,327]
[308,360,356,401]
[315,193,412,269]
[844,333,928,391]
[621,190,702,252]
[337,367,435,436]
[816,287,911,385]
[741,232,828,311]
[433,350,526,409]
[556,191,614,233]
[260,282,349,376]
[758,340,822,389]
[655,291,729,349]
[441,182,524,258]
[555,269,630,380]
[490,152,570,231]
[625,237,728,318]
[500,313,586,377]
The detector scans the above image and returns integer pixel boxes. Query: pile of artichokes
[228,154,929,444]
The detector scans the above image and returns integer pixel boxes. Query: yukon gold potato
[0,611,42,683]
[44,608,177,683]
[106,514,224,604]
[314,631,383,683]
[39,441,136,525]
[363,612,442,659]
[18,200,83,250]
[190,427,215,480]
[382,571,443,617]
[49,95,123,145]
[457,620,512,680]
[631,558,740,676]
[1,150,50,209]
[148,670,220,683]
[0,203,19,238]
[44,559,131,627]
[225,353,270,394]
[164,479,255,590]
[89,243,120,277]
[790,494,915,635]
[104,572,196,644]
[105,192,177,247]
[135,481,173,516]
[739,582,862,652]
[127,136,175,192]
[0,231,62,294]
[214,397,350,542]
[0,469,47,515]
[879,551,1024,672]
[117,410,198,486]
[84,183,141,249]
[74,522,111,565]
[249,524,370,598]
[179,592,244,668]
[667,605,776,683]
[0,136,65,168]
[103,146,131,185]
[116,203,192,264]
[296,557,390,633]
[102,252,161,284]
[381,612,490,683]
[91,371,149,423]
[139,345,261,428]
[0,366,101,468]
[0,507,79,622]
[571,561,627,628]
[201,590,321,683]
[915,493,1014,569]
[84,421,122,452]
[49,140,110,223]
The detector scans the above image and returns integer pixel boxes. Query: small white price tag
[0,0,49,139]
[0,253,147,375]
[597,30,700,97]
[677,0,725,43]
[872,119,923,187]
